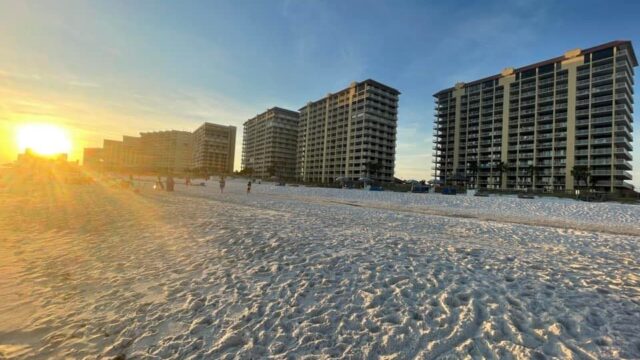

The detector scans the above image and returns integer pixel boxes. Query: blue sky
[0,0,639,184]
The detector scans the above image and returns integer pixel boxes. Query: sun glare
[16,124,72,156]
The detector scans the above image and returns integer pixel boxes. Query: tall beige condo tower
[192,123,237,174]
[433,40,636,192]
[242,107,299,179]
[297,79,400,183]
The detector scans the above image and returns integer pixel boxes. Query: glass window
[592,48,613,61]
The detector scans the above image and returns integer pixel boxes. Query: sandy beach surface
[1,178,639,359]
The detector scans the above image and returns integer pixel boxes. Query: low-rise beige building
[91,123,235,175]
[139,131,193,174]
[102,136,147,172]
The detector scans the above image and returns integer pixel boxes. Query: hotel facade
[192,123,237,175]
[433,40,636,192]
[89,123,236,175]
[296,79,400,183]
[242,107,299,179]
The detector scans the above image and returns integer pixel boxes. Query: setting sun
[16,124,72,156]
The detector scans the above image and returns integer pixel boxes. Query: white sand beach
[1,178,639,359]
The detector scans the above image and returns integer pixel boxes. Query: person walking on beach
[166,176,175,192]
[219,176,226,193]
[247,180,252,194]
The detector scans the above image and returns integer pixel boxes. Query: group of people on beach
[143,175,252,194]
[218,176,251,194]
[154,175,174,191]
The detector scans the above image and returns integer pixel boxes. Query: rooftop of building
[194,123,237,132]
[361,79,401,95]
[299,79,400,111]
[434,40,637,97]
[269,107,299,115]
[244,107,299,125]
[140,130,193,135]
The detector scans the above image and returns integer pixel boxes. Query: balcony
[616,71,632,80]
[577,117,613,127]
[538,88,554,97]
[593,84,614,94]
[592,63,614,73]
[592,74,614,83]
[577,68,590,76]
[591,170,632,179]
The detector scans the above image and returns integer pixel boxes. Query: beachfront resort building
[242,107,299,179]
[433,40,636,192]
[83,148,103,169]
[102,136,148,172]
[101,132,191,174]
[192,123,236,175]
[139,131,194,174]
[296,79,400,183]
[90,123,235,175]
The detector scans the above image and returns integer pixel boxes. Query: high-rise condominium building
[296,79,400,183]
[192,123,236,174]
[242,107,299,179]
[433,40,636,192]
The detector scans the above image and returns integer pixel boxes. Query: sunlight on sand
[0,176,639,359]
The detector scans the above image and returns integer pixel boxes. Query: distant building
[88,123,236,175]
[296,79,400,183]
[83,148,103,169]
[18,149,68,163]
[242,107,299,179]
[139,131,193,174]
[102,136,148,173]
[100,131,191,174]
[192,123,236,175]
[433,40,636,192]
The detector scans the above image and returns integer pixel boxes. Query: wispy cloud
[0,69,42,81]
[66,80,101,88]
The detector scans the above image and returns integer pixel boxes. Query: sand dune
[1,179,639,359]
